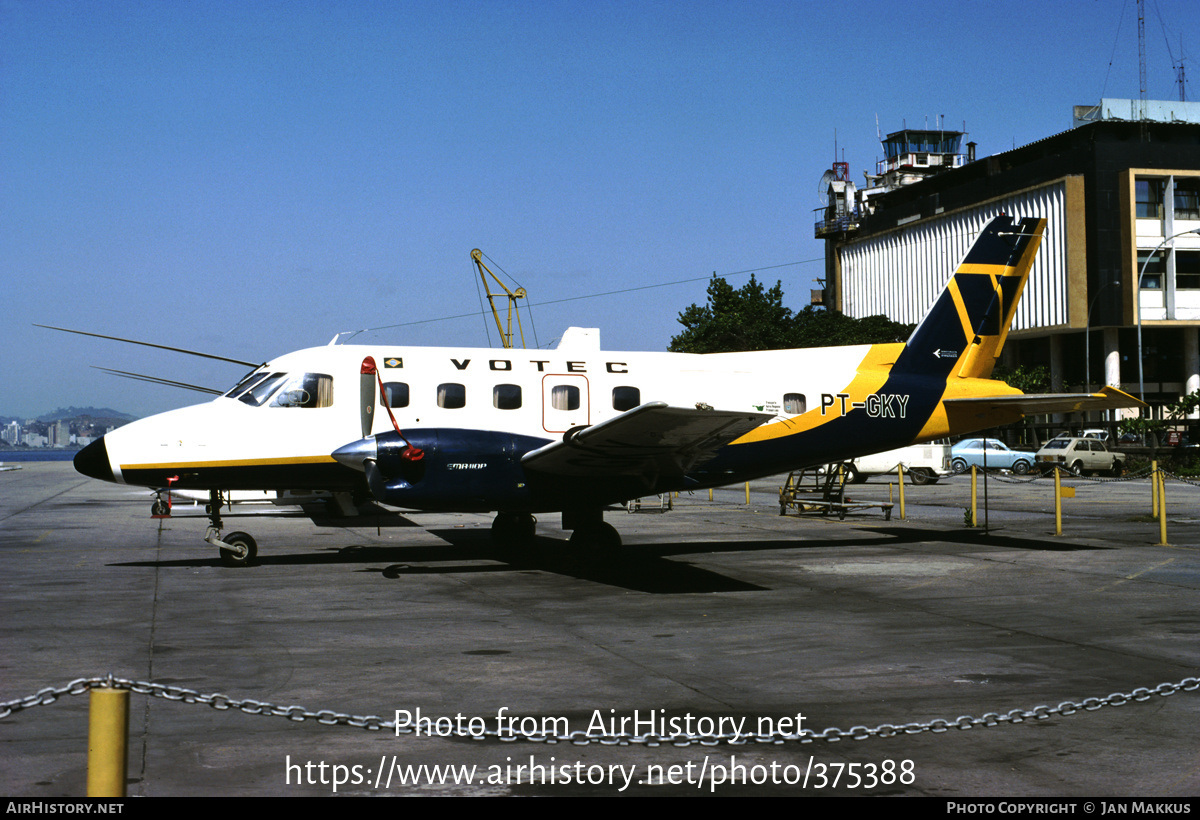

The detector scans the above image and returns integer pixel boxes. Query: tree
[669,275,914,353]
[991,364,1051,394]
[668,275,795,353]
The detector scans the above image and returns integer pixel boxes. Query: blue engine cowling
[365,429,551,511]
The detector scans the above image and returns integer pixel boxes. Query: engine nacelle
[366,429,550,511]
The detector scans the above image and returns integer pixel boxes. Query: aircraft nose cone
[332,437,377,472]
[74,436,114,482]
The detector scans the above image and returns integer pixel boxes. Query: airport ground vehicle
[950,438,1035,475]
[842,440,953,485]
[1035,436,1126,476]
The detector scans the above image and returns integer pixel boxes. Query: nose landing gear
[203,489,258,567]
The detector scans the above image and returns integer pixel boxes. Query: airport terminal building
[816,100,1200,422]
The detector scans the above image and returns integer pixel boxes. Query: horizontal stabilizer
[945,386,1145,417]
[522,402,771,478]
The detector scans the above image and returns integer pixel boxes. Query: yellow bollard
[1151,459,1159,518]
[970,465,978,528]
[1054,468,1063,536]
[897,464,906,520]
[87,687,129,798]
[888,483,893,504]
[1159,470,1168,545]
[744,482,750,504]
[708,487,713,502]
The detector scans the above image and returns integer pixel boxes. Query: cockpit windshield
[237,373,289,406]
[225,369,269,398]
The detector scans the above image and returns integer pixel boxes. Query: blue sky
[3,0,1196,418]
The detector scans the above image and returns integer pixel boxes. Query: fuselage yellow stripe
[731,343,901,444]
[121,455,338,470]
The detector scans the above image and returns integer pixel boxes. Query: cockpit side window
[269,373,334,408]
[238,373,288,406]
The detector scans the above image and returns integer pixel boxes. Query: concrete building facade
[818,102,1200,423]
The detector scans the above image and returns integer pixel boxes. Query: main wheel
[569,522,622,549]
[151,499,169,516]
[219,531,257,567]
[491,512,536,545]
[1012,460,1031,475]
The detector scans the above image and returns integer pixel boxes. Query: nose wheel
[216,531,258,567]
[203,489,258,567]
[151,492,170,517]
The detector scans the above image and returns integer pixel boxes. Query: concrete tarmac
[1,462,1198,796]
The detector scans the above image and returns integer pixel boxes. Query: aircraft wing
[945,386,1145,417]
[521,402,771,478]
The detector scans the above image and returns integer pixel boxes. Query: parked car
[1034,436,1126,476]
[950,438,1035,475]
[841,440,953,485]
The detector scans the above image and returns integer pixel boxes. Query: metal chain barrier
[3,674,1197,746]
[986,467,1159,485]
[1161,469,1200,489]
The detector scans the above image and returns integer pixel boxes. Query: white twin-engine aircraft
[73,215,1139,565]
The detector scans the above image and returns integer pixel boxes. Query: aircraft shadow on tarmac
[108,521,1104,593]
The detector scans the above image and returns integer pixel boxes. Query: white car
[1035,437,1126,476]
[841,440,953,485]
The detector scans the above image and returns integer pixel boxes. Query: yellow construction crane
[471,248,527,349]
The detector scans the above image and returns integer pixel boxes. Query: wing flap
[521,402,771,478]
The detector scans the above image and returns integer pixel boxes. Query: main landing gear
[203,489,258,567]
[562,509,622,549]
[491,512,537,546]
[489,509,623,551]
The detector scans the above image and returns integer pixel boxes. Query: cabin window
[493,384,522,410]
[612,386,640,412]
[551,384,580,411]
[237,372,288,406]
[382,382,409,408]
[438,383,466,409]
[784,393,806,414]
[269,373,334,408]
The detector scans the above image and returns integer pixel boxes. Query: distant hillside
[35,407,137,423]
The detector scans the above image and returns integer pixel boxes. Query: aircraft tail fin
[894,215,1045,380]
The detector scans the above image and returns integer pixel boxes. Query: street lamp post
[1136,228,1200,403]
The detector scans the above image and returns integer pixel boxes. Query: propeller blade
[36,324,261,368]
[363,459,388,502]
[360,357,377,438]
[91,366,224,395]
